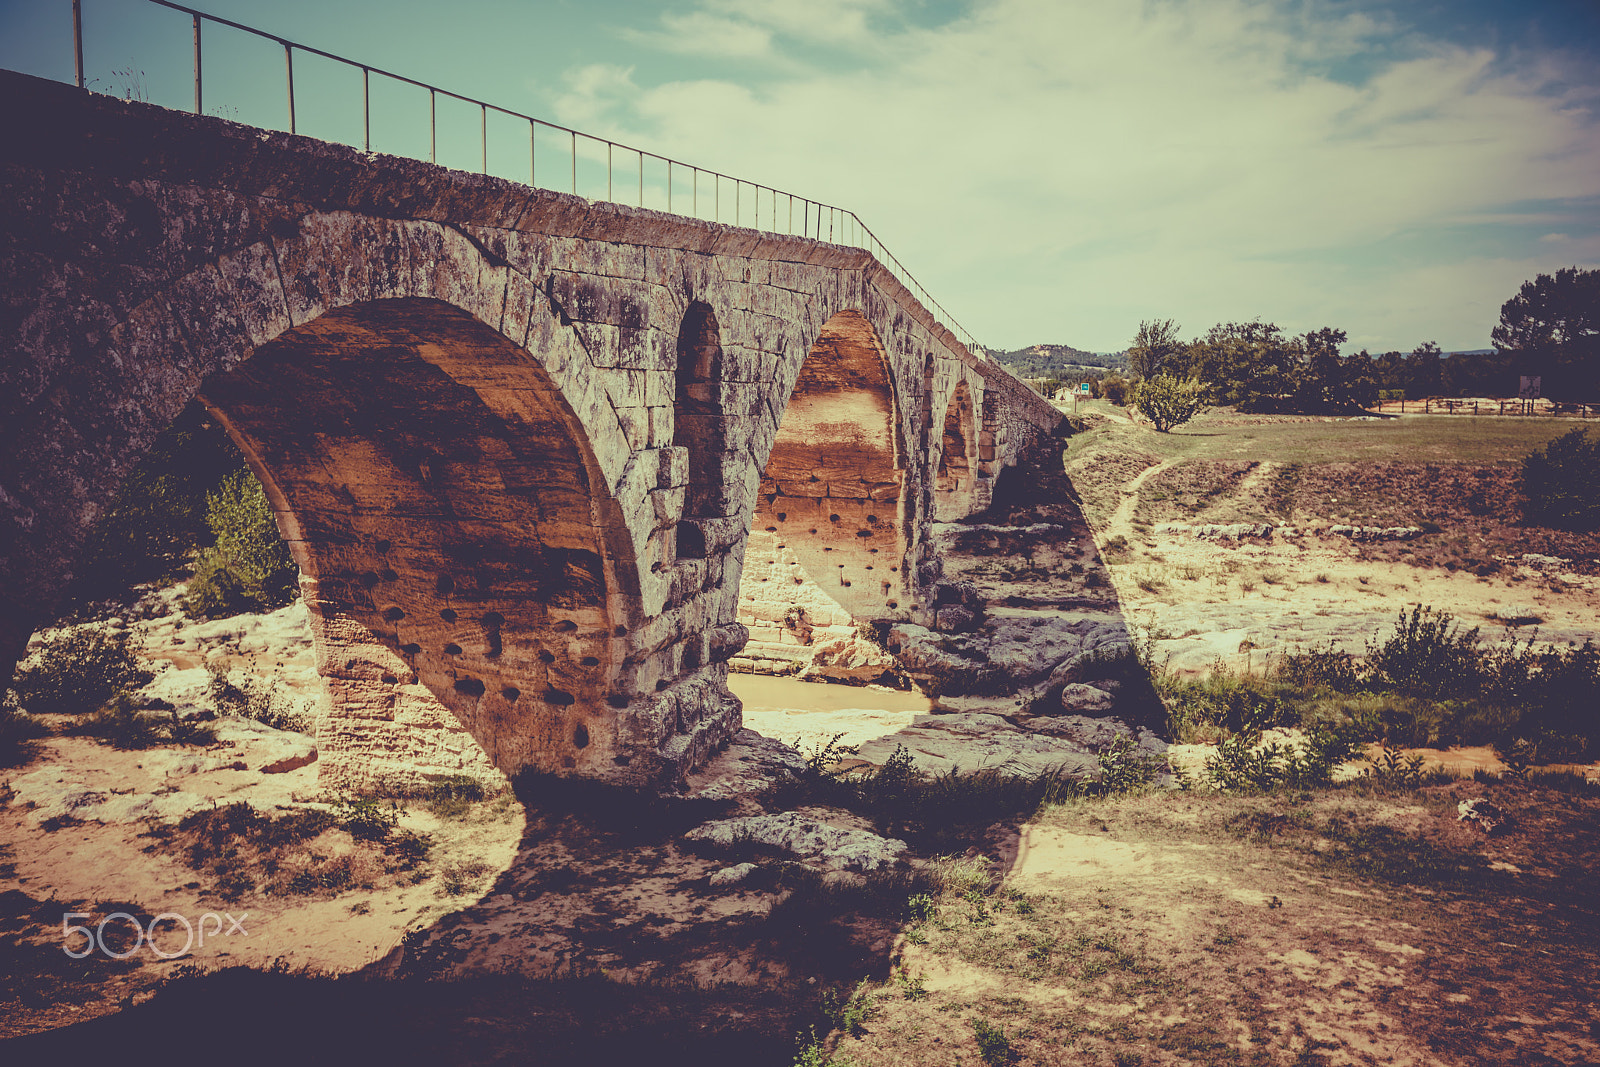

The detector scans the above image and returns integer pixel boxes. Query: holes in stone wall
[381,674,398,685]
[606,694,630,708]
[538,650,555,663]
[380,568,399,582]
[482,612,504,627]
[580,656,600,666]
[401,643,421,655]
[545,689,575,706]
[359,572,380,589]
[573,724,590,749]
[454,677,485,697]
[502,686,521,701]
[382,607,405,621]
[444,643,462,655]
[555,620,577,632]
[375,539,391,554]
[437,575,455,594]
[440,609,457,622]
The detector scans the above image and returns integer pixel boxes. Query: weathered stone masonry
[0,69,1064,789]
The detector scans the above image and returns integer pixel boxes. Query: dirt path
[1104,457,1178,542]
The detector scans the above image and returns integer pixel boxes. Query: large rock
[799,635,899,685]
[685,729,810,801]
[685,811,907,872]
[853,713,1100,778]
[212,717,318,774]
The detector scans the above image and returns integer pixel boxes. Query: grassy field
[1064,403,1587,467]
[815,773,1600,1067]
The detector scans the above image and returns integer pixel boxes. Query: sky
[3,0,1598,354]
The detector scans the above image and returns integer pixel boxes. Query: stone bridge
[0,70,1065,790]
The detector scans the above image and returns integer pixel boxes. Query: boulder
[800,635,898,685]
[1457,798,1509,834]
[853,713,1100,778]
[686,812,907,872]
[212,717,317,774]
[1058,683,1116,713]
[708,862,759,887]
[686,729,810,801]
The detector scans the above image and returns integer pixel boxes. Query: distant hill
[990,344,1128,378]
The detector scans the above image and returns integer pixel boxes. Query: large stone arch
[202,298,638,785]
[738,311,907,657]
[0,209,712,788]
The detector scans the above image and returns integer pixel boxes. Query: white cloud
[560,0,1600,351]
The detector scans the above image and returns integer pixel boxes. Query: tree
[1131,374,1208,433]
[1188,321,1296,409]
[1408,342,1442,397]
[1492,267,1600,400]
[1127,319,1185,379]
[1522,428,1600,531]
[1290,326,1349,409]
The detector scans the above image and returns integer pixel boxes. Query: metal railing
[66,0,987,359]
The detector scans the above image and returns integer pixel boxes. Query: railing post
[667,160,672,212]
[362,67,369,150]
[192,15,202,115]
[480,103,487,174]
[608,142,613,202]
[570,130,576,194]
[530,120,536,186]
[72,0,84,89]
[715,174,719,221]
[429,89,436,163]
[284,43,295,134]
[638,152,643,206]
[692,167,697,215]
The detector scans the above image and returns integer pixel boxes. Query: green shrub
[970,1018,1019,1066]
[1099,374,1130,405]
[71,693,166,749]
[1201,720,1360,792]
[329,795,404,841]
[184,471,297,619]
[1365,605,1482,699]
[9,627,153,716]
[1130,374,1209,433]
[1521,427,1599,531]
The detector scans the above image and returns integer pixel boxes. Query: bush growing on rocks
[8,626,153,716]
[184,471,298,619]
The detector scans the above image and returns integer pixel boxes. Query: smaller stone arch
[934,380,977,521]
[739,311,907,667]
[673,301,724,560]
